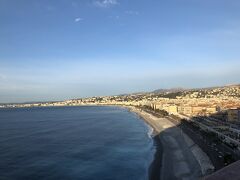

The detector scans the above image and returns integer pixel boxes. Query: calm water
[0,106,154,180]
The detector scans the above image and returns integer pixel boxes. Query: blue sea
[0,106,155,180]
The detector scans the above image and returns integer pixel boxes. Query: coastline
[128,107,163,180]
[1,105,215,179]
[126,106,165,180]
[148,134,163,180]
[126,106,214,180]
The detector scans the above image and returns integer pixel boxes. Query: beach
[128,106,214,180]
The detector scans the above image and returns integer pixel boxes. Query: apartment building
[227,109,240,122]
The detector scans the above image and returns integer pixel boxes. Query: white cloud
[94,0,118,8]
[75,17,83,22]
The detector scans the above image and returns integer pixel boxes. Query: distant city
[2,85,239,116]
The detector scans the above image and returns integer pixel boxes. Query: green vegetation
[157,91,183,99]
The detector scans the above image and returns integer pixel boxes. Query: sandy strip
[127,106,214,180]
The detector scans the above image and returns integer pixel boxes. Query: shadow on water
[148,135,163,180]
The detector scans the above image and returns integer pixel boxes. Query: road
[131,107,211,179]
[167,115,238,170]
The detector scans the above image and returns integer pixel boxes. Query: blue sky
[0,0,240,103]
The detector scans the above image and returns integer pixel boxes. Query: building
[155,103,163,110]
[206,107,217,115]
[177,106,193,116]
[227,109,240,122]
[192,106,204,116]
[168,105,178,114]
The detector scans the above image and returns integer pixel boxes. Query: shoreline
[2,105,214,179]
[121,105,165,180]
[126,106,164,180]
[148,134,163,180]
[126,106,214,180]
[130,107,163,180]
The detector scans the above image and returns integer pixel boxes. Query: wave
[147,125,154,138]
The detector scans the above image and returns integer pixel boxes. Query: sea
[0,106,155,180]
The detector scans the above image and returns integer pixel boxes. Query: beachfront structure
[227,109,240,122]
[150,100,219,117]
[168,105,178,114]
[177,105,218,116]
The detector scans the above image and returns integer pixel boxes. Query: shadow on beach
[128,106,240,180]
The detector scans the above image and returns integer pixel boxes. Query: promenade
[129,107,214,180]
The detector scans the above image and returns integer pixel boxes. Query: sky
[0,0,240,103]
